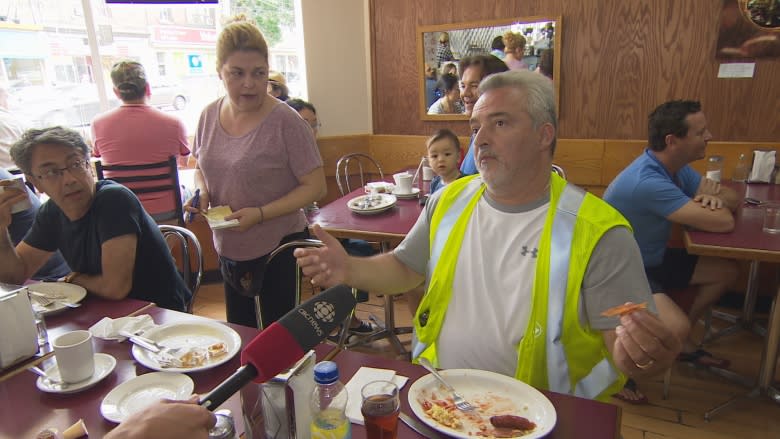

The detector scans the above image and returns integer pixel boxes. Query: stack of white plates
[348,193,397,215]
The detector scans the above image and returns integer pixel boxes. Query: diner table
[307,185,426,248]
[683,182,780,418]
[0,299,326,438]
[330,348,622,439]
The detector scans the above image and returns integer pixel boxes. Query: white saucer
[36,353,116,394]
[101,372,194,423]
[393,187,421,199]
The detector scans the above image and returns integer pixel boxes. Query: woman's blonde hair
[502,31,526,52]
[216,14,269,69]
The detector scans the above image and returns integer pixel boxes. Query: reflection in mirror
[418,17,561,121]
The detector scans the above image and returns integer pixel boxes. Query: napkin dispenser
[241,350,316,439]
[0,284,38,369]
[749,150,776,183]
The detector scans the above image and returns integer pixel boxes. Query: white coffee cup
[52,330,95,383]
[422,166,434,181]
[0,178,33,214]
[393,172,413,194]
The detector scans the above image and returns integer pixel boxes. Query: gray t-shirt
[394,184,655,331]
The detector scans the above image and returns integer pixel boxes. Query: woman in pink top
[187,16,326,328]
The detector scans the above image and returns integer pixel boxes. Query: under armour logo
[521,246,539,258]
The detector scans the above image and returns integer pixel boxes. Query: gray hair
[10,127,90,175]
[478,70,558,153]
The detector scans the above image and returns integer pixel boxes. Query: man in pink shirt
[91,61,190,221]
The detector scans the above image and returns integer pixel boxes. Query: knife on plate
[399,412,443,439]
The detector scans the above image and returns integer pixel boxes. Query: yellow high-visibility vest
[414,173,629,401]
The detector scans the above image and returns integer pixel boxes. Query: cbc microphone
[199,284,356,410]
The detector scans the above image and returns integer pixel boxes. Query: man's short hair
[110,60,148,101]
[426,128,461,152]
[647,100,702,151]
[458,55,509,80]
[10,127,90,175]
[287,98,315,114]
[478,70,558,153]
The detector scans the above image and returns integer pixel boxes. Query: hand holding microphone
[198,284,357,410]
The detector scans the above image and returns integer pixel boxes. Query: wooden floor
[193,282,780,438]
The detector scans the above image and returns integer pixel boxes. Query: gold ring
[635,359,655,370]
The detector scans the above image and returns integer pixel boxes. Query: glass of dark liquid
[361,380,400,439]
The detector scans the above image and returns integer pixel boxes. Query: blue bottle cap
[313,361,339,384]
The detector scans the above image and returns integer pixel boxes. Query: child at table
[427,129,463,194]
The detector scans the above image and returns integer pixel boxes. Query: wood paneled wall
[369,0,780,142]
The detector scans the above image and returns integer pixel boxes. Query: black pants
[220,228,310,328]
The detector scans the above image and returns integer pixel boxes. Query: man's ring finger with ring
[635,359,655,370]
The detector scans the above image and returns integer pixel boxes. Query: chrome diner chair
[158,225,203,313]
[335,153,384,196]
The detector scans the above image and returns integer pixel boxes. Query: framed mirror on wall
[418,16,561,121]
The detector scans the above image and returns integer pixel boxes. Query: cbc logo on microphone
[313,301,336,322]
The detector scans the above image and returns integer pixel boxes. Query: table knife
[399,412,443,439]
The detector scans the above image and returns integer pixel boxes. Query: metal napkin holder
[242,349,316,439]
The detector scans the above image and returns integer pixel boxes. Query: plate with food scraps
[131,321,241,373]
[408,368,556,439]
[101,372,194,423]
[347,193,397,215]
[28,282,87,316]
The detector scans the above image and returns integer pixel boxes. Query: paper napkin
[88,314,155,340]
[204,206,240,230]
[344,367,409,425]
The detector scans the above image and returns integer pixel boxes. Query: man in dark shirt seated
[0,167,70,281]
[0,127,190,311]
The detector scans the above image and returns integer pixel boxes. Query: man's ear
[23,174,40,194]
[112,87,122,99]
[144,83,151,98]
[538,123,555,153]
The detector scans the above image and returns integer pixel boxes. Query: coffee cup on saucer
[52,330,95,383]
[393,172,413,194]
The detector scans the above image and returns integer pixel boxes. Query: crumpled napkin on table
[88,314,156,340]
[344,367,409,425]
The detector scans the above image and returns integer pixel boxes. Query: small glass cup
[763,206,780,234]
[361,380,400,439]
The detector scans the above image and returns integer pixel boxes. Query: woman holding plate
[187,15,325,328]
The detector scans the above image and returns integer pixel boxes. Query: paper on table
[89,315,155,340]
[344,367,408,425]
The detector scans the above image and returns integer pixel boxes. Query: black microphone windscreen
[276,284,357,350]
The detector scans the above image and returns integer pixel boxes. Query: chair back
[95,156,184,226]
[158,225,203,313]
[335,153,384,196]
[552,164,566,178]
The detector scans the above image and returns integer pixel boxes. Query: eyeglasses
[34,159,89,181]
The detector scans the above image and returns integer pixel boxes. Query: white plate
[393,187,421,199]
[408,369,556,439]
[28,282,87,316]
[101,372,194,423]
[131,321,241,372]
[37,353,116,394]
[348,193,397,215]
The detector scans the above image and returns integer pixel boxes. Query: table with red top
[0,302,308,438]
[0,295,154,383]
[330,349,622,439]
[683,182,780,417]
[307,186,426,248]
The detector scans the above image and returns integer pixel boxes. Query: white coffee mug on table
[52,330,95,383]
[393,172,413,194]
[422,166,434,181]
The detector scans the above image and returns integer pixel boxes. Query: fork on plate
[29,292,81,308]
[418,357,476,412]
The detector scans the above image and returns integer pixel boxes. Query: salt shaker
[33,308,48,347]
[208,409,237,439]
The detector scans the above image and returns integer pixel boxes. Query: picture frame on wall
[716,0,780,59]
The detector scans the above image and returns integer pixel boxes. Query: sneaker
[349,320,376,334]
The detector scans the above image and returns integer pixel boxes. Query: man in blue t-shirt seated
[604,100,739,403]
[0,127,190,311]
